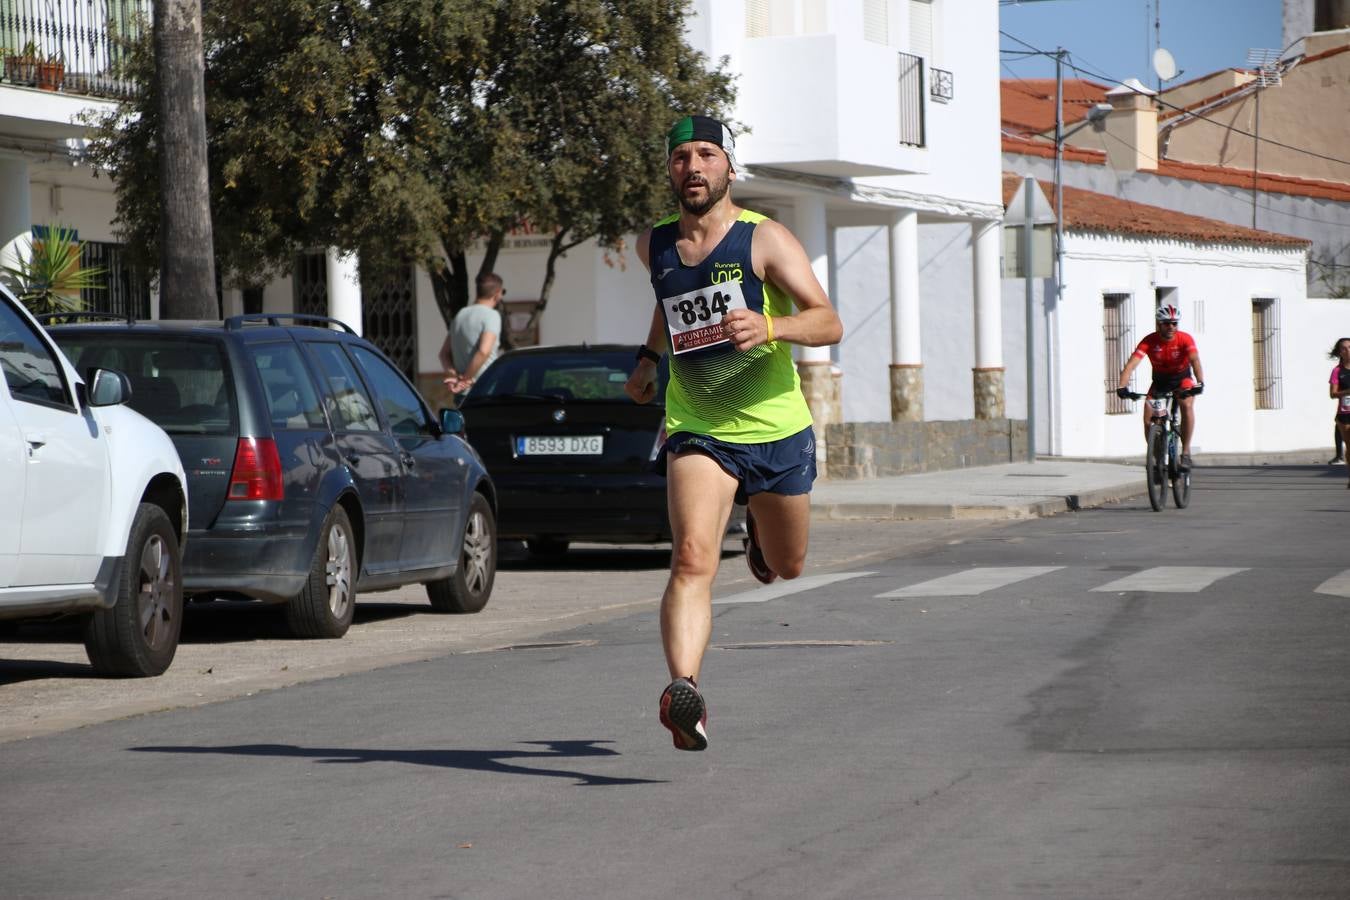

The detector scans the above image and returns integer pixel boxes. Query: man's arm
[1118,354,1143,389]
[1188,346,1205,384]
[460,329,500,384]
[439,334,460,387]
[625,228,663,404]
[723,218,842,352]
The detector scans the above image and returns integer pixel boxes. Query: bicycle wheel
[1145,424,1167,511]
[1170,433,1192,508]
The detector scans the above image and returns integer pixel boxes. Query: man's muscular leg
[662,452,738,681]
[745,492,810,580]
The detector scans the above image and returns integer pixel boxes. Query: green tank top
[648,210,813,443]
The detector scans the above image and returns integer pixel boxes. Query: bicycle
[1120,387,1199,511]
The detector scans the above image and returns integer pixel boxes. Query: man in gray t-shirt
[439,272,504,399]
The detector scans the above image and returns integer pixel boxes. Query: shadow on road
[129,739,667,786]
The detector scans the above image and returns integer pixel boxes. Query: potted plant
[4,41,39,86]
[35,49,63,91]
[0,225,105,316]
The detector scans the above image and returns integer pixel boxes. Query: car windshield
[52,334,235,434]
[465,349,667,405]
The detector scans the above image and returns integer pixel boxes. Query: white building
[1002,174,1326,459]
[3,1,1015,465]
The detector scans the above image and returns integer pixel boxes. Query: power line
[999,29,1350,170]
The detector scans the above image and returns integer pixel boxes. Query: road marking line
[876,566,1064,598]
[1314,570,1350,597]
[713,571,877,605]
[1091,566,1248,593]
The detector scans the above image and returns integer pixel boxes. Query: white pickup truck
[0,285,188,676]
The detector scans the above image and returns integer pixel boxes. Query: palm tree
[1,226,105,315]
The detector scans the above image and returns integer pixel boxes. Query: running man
[1116,303,1205,469]
[625,114,843,751]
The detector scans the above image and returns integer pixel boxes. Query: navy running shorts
[655,426,817,504]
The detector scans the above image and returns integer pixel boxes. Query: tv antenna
[1246,48,1282,86]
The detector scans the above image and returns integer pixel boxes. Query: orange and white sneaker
[659,677,708,751]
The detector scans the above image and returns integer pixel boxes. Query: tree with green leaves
[91,0,733,327]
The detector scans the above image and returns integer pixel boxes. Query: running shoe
[743,509,778,584]
[1330,455,1345,465]
[659,677,708,751]
[1179,454,1194,471]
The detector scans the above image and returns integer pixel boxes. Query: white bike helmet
[1156,303,1181,323]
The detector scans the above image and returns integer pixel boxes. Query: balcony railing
[0,0,149,99]
[931,67,953,103]
[897,51,925,147]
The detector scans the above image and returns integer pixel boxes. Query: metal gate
[362,264,417,379]
[291,252,417,379]
[80,241,151,319]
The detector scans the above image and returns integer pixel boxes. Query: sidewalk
[811,450,1338,521]
[811,459,1145,521]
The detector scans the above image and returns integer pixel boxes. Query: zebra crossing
[713,565,1350,605]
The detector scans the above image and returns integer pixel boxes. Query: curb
[811,480,1147,522]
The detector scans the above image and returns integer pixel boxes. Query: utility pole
[1022,175,1037,464]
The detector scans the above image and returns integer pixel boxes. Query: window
[0,297,72,409]
[898,51,926,147]
[909,0,935,60]
[351,345,430,440]
[745,0,825,37]
[1103,293,1135,414]
[1252,298,1282,410]
[249,342,327,431]
[80,241,151,320]
[864,0,889,43]
[305,341,380,432]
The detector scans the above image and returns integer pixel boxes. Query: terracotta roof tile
[1000,79,1111,135]
[1001,172,1311,247]
[1001,135,1350,202]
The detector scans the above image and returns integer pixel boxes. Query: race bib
[660,280,748,354]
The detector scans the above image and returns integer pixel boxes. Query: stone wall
[824,419,1028,480]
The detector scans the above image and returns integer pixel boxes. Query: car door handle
[24,433,47,456]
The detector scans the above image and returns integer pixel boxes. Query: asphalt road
[3,465,1349,899]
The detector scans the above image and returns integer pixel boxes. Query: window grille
[1252,298,1282,410]
[361,264,417,380]
[1103,292,1134,414]
[898,51,925,147]
[931,67,954,102]
[79,241,150,320]
[293,251,328,317]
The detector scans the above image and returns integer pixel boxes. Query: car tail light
[228,437,284,501]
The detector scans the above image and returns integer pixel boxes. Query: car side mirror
[87,368,132,407]
[439,408,464,435]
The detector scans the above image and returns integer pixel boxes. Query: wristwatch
[635,345,661,364]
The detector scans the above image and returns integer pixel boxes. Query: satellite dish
[1152,47,1178,81]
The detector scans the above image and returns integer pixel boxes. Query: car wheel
[83,503,183,677]
[525,538,569,559]
[287,505,356,639]
[427,492,496,614]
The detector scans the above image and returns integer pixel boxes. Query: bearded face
[668,142,733,215]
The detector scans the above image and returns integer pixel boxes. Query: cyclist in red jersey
[1116,304,1205,470]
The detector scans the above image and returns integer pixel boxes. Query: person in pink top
[1328,337,1350,486]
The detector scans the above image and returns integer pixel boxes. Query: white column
[889,210,920,364]
[325,248,362,335]
[972,219,1002,368]
[793,196,831,364]
[0,157,33,276]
